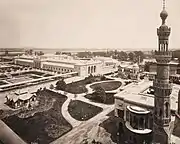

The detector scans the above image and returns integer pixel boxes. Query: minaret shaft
[153,0,173,144]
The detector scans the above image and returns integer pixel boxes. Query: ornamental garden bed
[68,100,103,121]
[57,75,112,94]
[90,81,121,91]
[85,93,116,104]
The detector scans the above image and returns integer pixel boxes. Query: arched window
[94,66,96,73]
[165,102,169,117]
[91,66,93,73]
[159,109,162,117]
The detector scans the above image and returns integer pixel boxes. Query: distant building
[118,62,140,80]
[14,54,118,77]
[0,48,24,63]
[146,61,180,82]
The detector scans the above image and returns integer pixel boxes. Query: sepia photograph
[0,0,180,144]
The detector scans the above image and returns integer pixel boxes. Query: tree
[49,84,54,89]
[128,52,135,61]
[76,51,92,58]
[5,49,8,56]
[62,52,71,56]
[144,62,151,72]
[85,74,95,84]
[56,79,67,91]
[25,49,33,55]
[134,51,145,62]
[119,51,128,61]
[39,51,44,56]
[100,75,106,81]
[29,49,33,55]
[93,85,106,103]
[55,52,61,55]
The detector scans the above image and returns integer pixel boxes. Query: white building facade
[14,54,118,77]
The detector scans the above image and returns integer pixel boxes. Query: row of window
[43,65,73,73]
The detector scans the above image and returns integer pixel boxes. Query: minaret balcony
[153,80,172,96]
[153,80,172,89]
[155,51,172,64]
[155,50,172,56]
[157,28,171,37]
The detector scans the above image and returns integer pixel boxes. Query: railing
[154,50,172,56]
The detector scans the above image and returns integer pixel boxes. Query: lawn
[99,116,119,143]
[85,93,116,104]
[68,100,103,121]
[90,81,121,91]
[65,75,112,94]
[66,80,88,94]
[2,89,72,144]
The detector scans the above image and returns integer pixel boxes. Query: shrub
[56,79,67,91]
[49,84,54,89]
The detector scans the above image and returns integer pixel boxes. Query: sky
[0,0,179,50]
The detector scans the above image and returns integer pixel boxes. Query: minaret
[173,90,180,139]
[153,0,173,144]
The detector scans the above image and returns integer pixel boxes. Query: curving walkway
[61,98,81,127]
[49,77,124,129]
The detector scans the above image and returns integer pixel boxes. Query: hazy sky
[0,0,179,50]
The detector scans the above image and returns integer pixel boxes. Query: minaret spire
[160,0,168,25]
[163,0,166,10]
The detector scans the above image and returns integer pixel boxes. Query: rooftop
[115,80,179,112]
[127,105,150,114]
[6,90,36,102]
[43,61,75,69]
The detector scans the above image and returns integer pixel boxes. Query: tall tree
[119,51,128,61]
[93,86,106,103]
[128,52,135,61]
[134,51,145,62]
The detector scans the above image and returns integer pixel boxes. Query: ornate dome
[160,9,168,21]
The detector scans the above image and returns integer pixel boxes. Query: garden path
[49,78,123,128]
